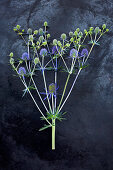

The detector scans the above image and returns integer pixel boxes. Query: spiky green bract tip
[40,111,67,122]
[106,28,109,32]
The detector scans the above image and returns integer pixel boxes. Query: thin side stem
[56,73,71,114]
[59,43,95,112]
[17,73,52,126]
[31,76,49,113]
[58,69,81,113]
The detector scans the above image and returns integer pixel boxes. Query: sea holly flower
[40,48,47,56]
[61,33,67,40]
[9,22,108,150]
[69,31,73,37]
[70,49,78,58]
[52,46,59,54]
[34,57,39,65]
[39,28,43,35]
[53,39,57,46]
[27,28,32,34]
[40,83,59,100]
[81,48,88,57]
[18,67,26,79]
[21,52,29,60]
[44,21,48,27]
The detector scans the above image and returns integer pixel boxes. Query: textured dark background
[0,0,113,169]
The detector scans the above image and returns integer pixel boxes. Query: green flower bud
[13,27,17,32]
[37,46,40,49]
[65,43,70,47]
[70,38,74,42]
[84,29,88,35]
[32,43,35,47]
[29,35,33,41]
[36,41,39,45]
[61,33,66,40]
[27,28,32,34]
[79,32,83,37]
[10,58,14,65]
[9,52,13,57]
[74,31,78,36]
[18,32,22,35]
[53,39,57,46]
[90,27,94,31]
[102,24,106,30]
[44,21,48,27]
[22,29,24,32]
[94,27,100,34]
[34,30,38,35]
[19,60,23,64]
[42,41,47,46]
[34,57,39,65]
[47,34,50,38]
[16,25,20,30]
[69,31,73,37]
[39,36,44,42]
[106,29,109,32]
[57,41,62,47]
[39,28,43,35]
[76,28,80,32]
[89,30,93,35]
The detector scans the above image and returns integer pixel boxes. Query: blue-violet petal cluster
[81,48,88,57]
[18,67,26,76]
[40,48,47,56]
[70,49,78,58]
[21,52,29,60]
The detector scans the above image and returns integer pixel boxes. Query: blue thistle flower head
[18,67,26,76]
[81,48,88,57]
[52,46,58,54]
[40,48,47,56]
[21,52,29,60]
[70,49,78,58]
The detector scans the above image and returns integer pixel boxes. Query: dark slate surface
[0,0,113,169]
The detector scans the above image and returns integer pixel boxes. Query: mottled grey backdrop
[0,0,113,170]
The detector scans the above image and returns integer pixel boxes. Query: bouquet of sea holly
[9,22,109,150]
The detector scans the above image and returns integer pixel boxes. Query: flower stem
[56,73,71,114]
[52,118,55,150]
[59,43,95,112]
